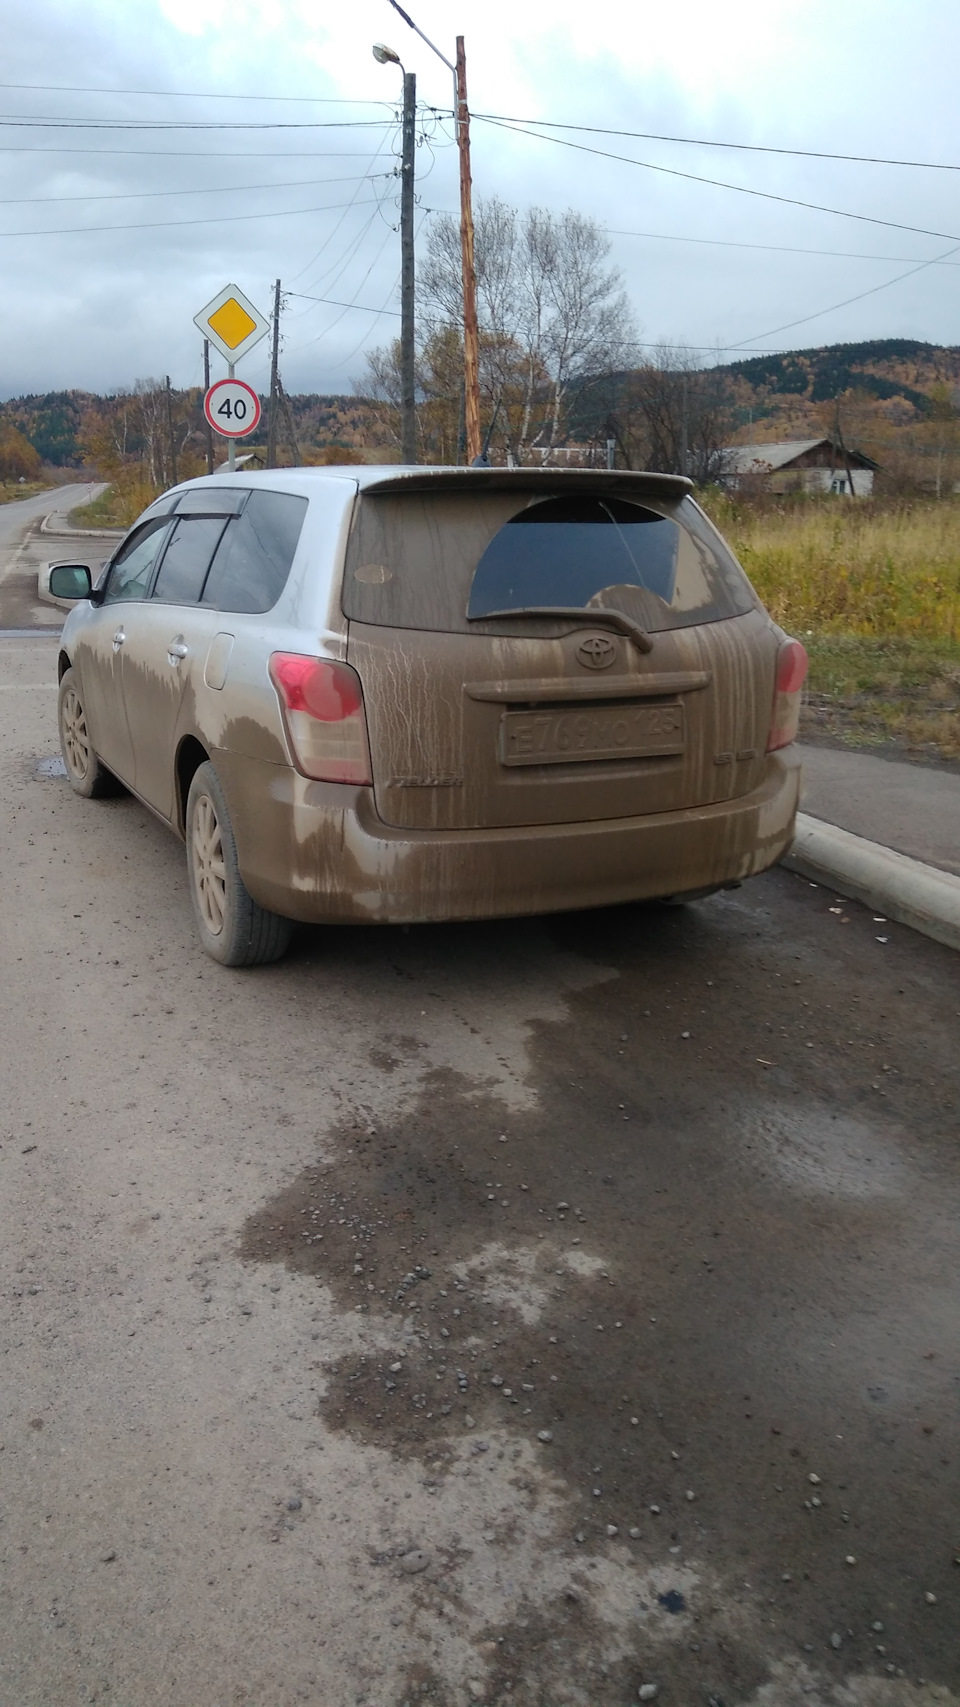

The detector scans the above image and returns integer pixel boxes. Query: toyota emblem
[576,634,617,670]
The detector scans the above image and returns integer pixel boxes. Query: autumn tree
[588,345,735,479]
[0,423,42,483]
[364,196,635,465]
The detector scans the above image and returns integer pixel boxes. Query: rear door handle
[167,639,189,663]
[112,628,125,652]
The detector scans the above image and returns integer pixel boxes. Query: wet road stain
[241,875,960,1700]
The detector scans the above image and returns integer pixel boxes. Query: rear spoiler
[357,467,694,500]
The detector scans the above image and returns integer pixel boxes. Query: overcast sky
[2,0,960,399]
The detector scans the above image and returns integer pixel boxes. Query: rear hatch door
[343,476,776,832]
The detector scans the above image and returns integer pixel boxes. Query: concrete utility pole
[267,278,282,468]
[400,70,417,464]
[202,340,214,475]
[455,37,481,465]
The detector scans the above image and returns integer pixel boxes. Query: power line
[0,144,391,158]
[402,206,958,359]
[0,195,388,239]
[605,226,960,268]
[325,208,433,373]
[732,242,960,349]
[474,116,960,245]
[472,112,960,174]
[0,115,394,131]
[0,170,393,207]
[286,291,400,316]
[299,221,401,343]
[0,82,392,106]
[8,83,954,175]
[289,128,397,289]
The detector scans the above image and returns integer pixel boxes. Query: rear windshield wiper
[468,606,654,654]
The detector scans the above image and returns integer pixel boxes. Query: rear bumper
[213,746,802,925]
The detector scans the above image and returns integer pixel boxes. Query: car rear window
[342,491,754,634]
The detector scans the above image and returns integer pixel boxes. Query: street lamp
[372,43,417,465]
[384,0,482,464]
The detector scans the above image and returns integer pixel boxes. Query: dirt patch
[241,882,960,1702]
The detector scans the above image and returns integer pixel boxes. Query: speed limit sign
[203,378,262,439]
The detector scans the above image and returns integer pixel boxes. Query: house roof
[723,439,824,473]
[723,437,879,473]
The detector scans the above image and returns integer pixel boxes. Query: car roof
[165,465,695,503]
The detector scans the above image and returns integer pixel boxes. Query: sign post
[194,285,270,471]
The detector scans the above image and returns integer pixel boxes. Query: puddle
[35,753,66,778]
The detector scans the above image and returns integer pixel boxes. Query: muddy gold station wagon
[51,467,807,966]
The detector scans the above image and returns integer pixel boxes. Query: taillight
[269,653,372,784]
[767,637,809,752]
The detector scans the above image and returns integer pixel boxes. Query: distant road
[0,484,116,631]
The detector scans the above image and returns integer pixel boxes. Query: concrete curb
[39,512,123,539]
[783,811,960,953]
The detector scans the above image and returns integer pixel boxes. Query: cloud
[1,0,959,398]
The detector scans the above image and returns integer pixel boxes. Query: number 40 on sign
[203,378,262,439]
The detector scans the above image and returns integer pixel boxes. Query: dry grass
[699,494,960,760]
[70,478,161,530]
[703,493,960,641]
[0,480,51,505]
[802,634,960,760]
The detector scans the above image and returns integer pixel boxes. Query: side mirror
[46,563,93,602]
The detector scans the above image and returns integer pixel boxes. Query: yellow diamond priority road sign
[194,284,270,365]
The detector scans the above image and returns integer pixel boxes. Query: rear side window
[202,490,307,614]
[343,491,754,634]
[151,517,227,604]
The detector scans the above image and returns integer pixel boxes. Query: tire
[185,760,293,967]
[58,667,118,799]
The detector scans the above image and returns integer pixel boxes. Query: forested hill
[719,339,960,412]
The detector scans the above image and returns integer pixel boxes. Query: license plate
[499,701,685,766]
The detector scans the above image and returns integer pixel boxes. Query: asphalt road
[1,632,959,1707]
[0,484,114,632]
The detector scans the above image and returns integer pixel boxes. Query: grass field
[702,494,960,760]
[70,480,159,530]
[0,481,51,505]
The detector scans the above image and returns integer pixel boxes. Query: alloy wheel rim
[192,793,227,935]
[61,686,91,780]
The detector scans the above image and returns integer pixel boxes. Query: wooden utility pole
[164,375,178,487]
[400,70,418,464]
[202,340,214,474]
[267,277,281,468]
[455,37,481,465]
[834,395,856,496]
[277,377,301,466]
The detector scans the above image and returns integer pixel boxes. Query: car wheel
[185,760,293,967]
[58,667,118,798]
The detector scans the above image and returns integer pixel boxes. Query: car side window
[151,516,228,605]
[201,490,307,614]
[101,519,174,604]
